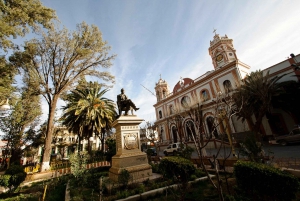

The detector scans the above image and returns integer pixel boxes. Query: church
[153,32,300,145]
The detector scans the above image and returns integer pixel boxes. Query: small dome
[173,78,193,93]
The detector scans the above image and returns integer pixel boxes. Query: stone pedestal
[109,115,152,182]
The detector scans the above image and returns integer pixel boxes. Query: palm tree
[233,70,285,141]
[61,81,117,154]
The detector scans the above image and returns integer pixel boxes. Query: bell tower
[208,30,237,69]
[155,75,170,102]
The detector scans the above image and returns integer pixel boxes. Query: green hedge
[159,156,195,183]
[234,161,300,201]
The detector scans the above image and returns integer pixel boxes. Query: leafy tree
[69,152,88,179]
[0,70,41,165]
[9,22,116,171]
[0,57,17,104]
[0,0,56,50]
[233,70,285,140]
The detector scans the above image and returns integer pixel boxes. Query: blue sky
[38,0,300,123]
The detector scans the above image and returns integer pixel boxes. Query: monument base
[109,152,152,182]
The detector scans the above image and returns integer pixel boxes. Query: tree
[0,0,56,50]
[9,22,116,171]
[233,70,285,140]
[0,70,41,166]
[61,80,117,154]
[0,57,17,105]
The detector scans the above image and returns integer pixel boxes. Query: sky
[31,0,300,123]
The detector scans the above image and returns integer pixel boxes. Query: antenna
[140,84,156,97]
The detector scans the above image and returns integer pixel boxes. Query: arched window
[169,105,173,115]
[181,96,191,108]
[206,116,218,138]
[159,110,162,119]
[185,120,196,141]
[223,80,232,93]
[201,90,209,101]
[171,126,178,143]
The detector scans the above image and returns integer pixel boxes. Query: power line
[140,84,156,97]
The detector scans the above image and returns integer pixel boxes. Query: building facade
[35,126,105,162]
[153,32,300,145]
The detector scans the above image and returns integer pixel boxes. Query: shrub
[0,164,27,193]
[234,160,300,201]
[105,138,116,162]
[159,156,195,183]
[69,152,88,179]
[82,168,108,190]
[238,134,265,162]
[194,168,205,178]
[150,163,160,173]
[118,169,130,188]
[179,145,194,159]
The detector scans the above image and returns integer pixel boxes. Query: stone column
[109,115,152,182]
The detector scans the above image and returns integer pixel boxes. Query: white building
[153,32,300,145]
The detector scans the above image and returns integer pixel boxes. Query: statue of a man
[117,88,139,115]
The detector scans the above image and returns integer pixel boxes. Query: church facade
[153,32,300,145]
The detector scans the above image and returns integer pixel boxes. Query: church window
[181,96,191,108]
[159,111,162,119]
[223,80,232,93]
[171,126,178,143]
[169,105,173,115]
[201,90,209,101]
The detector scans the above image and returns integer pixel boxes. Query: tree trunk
[9,148,22,166]
[41,95,59,172]
[253,109,266,142]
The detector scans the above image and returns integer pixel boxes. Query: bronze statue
[117,88,139,115]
